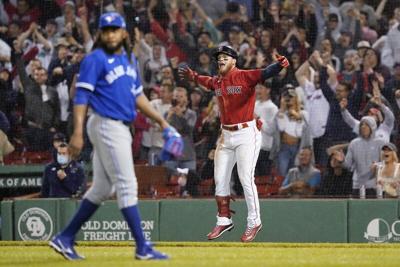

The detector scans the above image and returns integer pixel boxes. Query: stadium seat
[197,179,214,196]
[3,151,23,165]
[4,150,52,165]
[146,185,174,199]
[261,175,285,197]
[255,176,270,185]
[134,159,148,165]
[165,175,181,196]
[23,151,52,164]
[257,184,269,197]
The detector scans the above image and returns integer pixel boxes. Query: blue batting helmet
[99,12,126,29]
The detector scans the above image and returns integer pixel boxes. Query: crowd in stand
[0,0,400,199]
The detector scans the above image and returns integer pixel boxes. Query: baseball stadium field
[1,241,400,267]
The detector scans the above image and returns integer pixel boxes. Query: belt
[110,118,131,126]
[222,122,249,131]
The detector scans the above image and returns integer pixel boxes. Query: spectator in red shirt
[5,0,40,31]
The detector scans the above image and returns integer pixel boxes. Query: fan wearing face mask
[41,143,86,198]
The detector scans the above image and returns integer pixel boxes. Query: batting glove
[178,67,198,82]
[160,127,184,161]
[276,54,290,68]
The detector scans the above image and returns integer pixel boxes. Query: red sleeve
[196,75,214,91]
[240,69,262,88]
[150,20,169,45]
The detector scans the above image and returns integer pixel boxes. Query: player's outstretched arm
[261,54,290,81]
[178,67,213,90]
[178,67,198,82]
[136,94,170,130]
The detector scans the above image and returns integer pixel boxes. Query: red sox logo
[226,86,242,95]
[215,86,242,97]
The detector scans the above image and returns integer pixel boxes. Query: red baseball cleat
[207,223,234,240]
[240,224,262,242]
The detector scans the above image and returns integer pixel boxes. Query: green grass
[1,241,400,267]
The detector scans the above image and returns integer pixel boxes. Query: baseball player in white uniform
[180,46,289,242]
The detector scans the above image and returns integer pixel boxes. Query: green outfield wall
[1,199,400,243]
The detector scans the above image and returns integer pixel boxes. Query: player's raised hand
[275,54,290,68]
[178,67,198,82]
[69,133,84,159]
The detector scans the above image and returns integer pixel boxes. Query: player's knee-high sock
[61,198,99,239]
[121,205,146,249]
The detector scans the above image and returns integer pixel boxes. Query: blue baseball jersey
[75,48,143,122]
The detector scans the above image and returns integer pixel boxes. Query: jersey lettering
[209,68,262,125]
[226,86,242,95]
[105,65,137,84]
[126,66,137,80]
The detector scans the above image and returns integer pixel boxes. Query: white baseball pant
[214,119,262,227]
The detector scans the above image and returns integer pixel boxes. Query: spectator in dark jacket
[317,152,353,197]
[16,53,60,151]
[314,51,363,165]
[41,143,86,198]
[382,62,400,128]
[50,132,66,161]
[0,68,17,123]
[0,68,16,149]
[0,111,10,134]
[47,39,71,86]
[0,111,14,165]
[320,69,363,142]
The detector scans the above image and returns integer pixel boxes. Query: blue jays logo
[105,15,114,23]
[103,13,126,28]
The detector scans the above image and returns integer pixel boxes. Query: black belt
[110,118,131,126]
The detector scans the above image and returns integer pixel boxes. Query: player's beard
[218,60,235,76]
[103,41,124,54]
[218,65,233,76]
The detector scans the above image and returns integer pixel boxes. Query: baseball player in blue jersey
[49,12,182,261]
